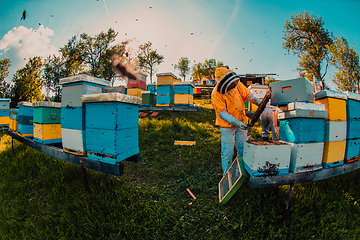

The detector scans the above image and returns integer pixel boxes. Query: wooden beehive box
[248,84,268,99]
[345,139,360,160]
[102,86,126,94]
[127,79,146,90]
[33,123,62,144]
[147,84,156,94]
[279,118,325,143]
[81,93,141,164]
[315,90,347,121]
[127,88,143,98]
[269,77,314,105]
[9,108,18,132]
[59,74,109,155]
[345,91,360,120]
[174,94,193,106]
[135,71,147,83]
[347,119,360,140]
[17,102,34,136]
[0,98,10,109]
[33,101,61,124]
[141,91,156,106]
[0,109,10,127]
[243,141,291,177]
[156,95,174,106]
[219,157,248,205]
[324,121,346,142]
[322,141,346,168]
[278,109,327,119]
[174,82,195,95]
[156,72,177,86]
[156,85,174,95]
[284,141,324,173]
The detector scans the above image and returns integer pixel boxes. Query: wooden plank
[249,159,360,188]
[139,105,201,112]
[7,130,125,176]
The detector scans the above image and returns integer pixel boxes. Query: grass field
[0,99,360,239]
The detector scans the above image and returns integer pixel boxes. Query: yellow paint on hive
[322,141,346,163]
[9,119,18,131]
[174,140,196,146]
[33,123,62,140]
[0,116,10,125]
[127,88,143,98]
[174,94,193,105]
[156,104,174,106]
[157,75,176,86]
[315,98,346,121]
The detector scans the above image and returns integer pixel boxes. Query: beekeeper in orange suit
[212,67,261,175]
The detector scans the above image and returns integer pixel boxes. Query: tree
[43,55,65,102]
[136,41,164,83]
[60,36,85,77]
[175,57,190,81]
[191,59,223,85]
[0,58,12,98]
[283,12,333,87]
[327,36,360,93]
[79,28,118,78]
[11,56,43,107]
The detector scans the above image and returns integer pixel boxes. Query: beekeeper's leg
[269,113,279,141]
[220,127,236,175]
[235,127,247,159]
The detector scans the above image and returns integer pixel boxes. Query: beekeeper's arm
[218,110,247,129]
[247,92,262,106]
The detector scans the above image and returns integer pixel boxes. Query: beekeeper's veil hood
[215,67,240,94]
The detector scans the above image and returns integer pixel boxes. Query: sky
[1,0,359,89]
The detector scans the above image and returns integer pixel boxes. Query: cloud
[0,25,58,82]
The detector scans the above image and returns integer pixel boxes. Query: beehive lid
[135,71,148,77]
[0,98,11,101]
[173,81,195,87]
[32,101,61,108]
[17,101,33,107]
[156,72,177,78]
[10,108,18,113]
[345,91,360,101]
[315,90,347,100]
[248,84,268,90]
[141,90,156,95]
[59,74,110,86]
[81,92,142,105]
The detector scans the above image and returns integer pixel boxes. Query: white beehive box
[324,120,347,142]
[243,141,291,177]
[248,84,268,99]
[61,128,86,155]
[278,109,327,119]
[284,141,324,173]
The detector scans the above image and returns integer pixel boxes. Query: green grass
[0,99,360,239]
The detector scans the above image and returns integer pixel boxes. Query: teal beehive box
[17,101,33,136]
[33,101,61,124]
[270,77,315,105]
[81,92,142,164]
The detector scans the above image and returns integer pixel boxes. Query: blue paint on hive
[346,99,360,120]
[0,109,9,117]
[156,95,174,105]
[322,160,344,169]
[345,139,360,159]
[347,119,360,140]
[61,107,85,130]
[279,118,325,143]
[156,85,174,95]
[174,84,194,95]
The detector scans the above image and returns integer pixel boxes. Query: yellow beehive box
[33,123,62,143]
[322,141,346,166]
[156,72,177,86]
[315,97,346,121]
[0,116,10,126]
[174,94,193,106]
[127,88,143,98]
[9,119,18,132]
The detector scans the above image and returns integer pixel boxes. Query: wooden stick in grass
[186,188,197,199]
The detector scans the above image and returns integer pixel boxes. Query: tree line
[0,11,359,107]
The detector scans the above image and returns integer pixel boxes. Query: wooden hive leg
[80,161,89,192]
[283,179,296,217]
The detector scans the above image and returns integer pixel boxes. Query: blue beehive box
[157,85,174,95]
[345,139,360,159]
[174,82,194,95]
[60,74,110,155]
[17,102,33,136]
[82,93,141,164]
[270,77,315,106]
[156,95,174,105]
[347,119,360,140]
[279,118,325,143]
[147,84,156,94]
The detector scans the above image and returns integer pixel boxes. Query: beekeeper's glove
[218,110,247,130]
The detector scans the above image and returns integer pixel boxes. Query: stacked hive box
[173,82,194,106]
[270,78,326,173]
[59,74,110,155]
[0,98,10,127]
[156,72,178,106]
[17,102,33,137]
[141,91,156,106]
[344,91,360,161]
[315,90,347,168]
[9,108,18,132]
[33,101,62,144]
[248,84,268,111]
[277,102,327,173]
[81,93,141,164]
[127,71,147,98]
[147,84,156,94]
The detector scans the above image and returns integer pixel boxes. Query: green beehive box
[141,91,156,106]
[33,102,61,124]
